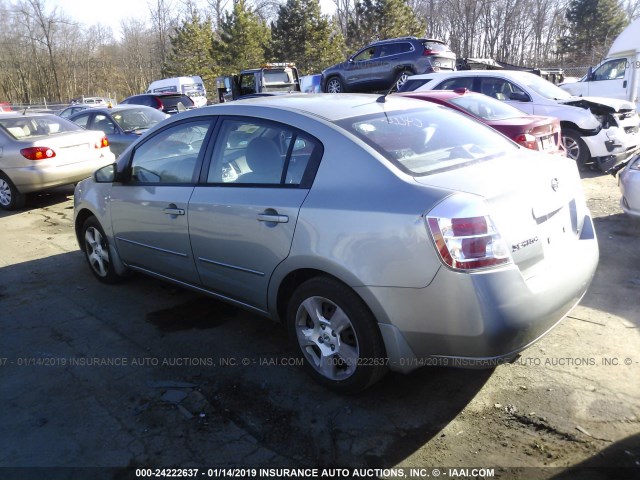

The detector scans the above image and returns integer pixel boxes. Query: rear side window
[159,96,194,108]
[337,107,517,176]
[379,42,413,57]
[207,119,321,187]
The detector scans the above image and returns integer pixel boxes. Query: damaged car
[398,70,640,171]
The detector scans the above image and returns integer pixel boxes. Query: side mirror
[587,66,594,81]
[94,163,117,183]
[509,92,530,102]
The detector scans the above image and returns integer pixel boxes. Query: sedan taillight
[95,136,109,148]
[20,147,56,160]
[426,215,511,271]
[514,133,537,150]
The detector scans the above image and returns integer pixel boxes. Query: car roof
[184,93,439,122]
[407,70,540,81]
[370,37,445,45]
[396,89,480,101]
[0,112,56,119]
[73,105,160,114]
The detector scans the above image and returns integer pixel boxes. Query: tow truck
[215,63,301,102]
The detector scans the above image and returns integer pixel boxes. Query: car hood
[559,96,636,113]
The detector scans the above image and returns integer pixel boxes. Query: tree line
[0,0,638,104]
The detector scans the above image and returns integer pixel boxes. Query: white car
[399,70,640,172]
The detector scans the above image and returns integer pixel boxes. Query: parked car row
[398,70,640,172]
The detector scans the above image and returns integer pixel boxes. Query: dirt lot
[0,171,639,480]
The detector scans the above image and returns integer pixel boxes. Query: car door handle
[257,213,289,223]
[623,80,627,88]
[163,207,185,216]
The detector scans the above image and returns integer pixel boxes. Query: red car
[398,89,565,155]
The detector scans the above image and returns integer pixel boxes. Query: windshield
[0,115,81,139]
[337,107,517,176]
[448,94,525,120]
[111,108,167,132]
[519,74,572,100]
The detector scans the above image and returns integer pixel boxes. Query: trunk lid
[415,151,588,277]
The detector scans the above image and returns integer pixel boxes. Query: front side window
[337,107,517,176]
[479,78,527,101]
[437,77,474,91]
[353,47,377,62]
[70,113,90,128]
[92,114,117,135]
[207,119,320,186]
[129,120,211,184]
[592,59,627,81]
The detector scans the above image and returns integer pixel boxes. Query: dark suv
[119,93,195,114]
[321,37,456,93]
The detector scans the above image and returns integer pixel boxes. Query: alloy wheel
[84,226,110,278]
[294,296,360,381]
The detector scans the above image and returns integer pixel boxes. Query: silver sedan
[619,154,640,217]
[0,113,115,210]
[74,94,599,392]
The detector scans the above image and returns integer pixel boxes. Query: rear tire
[81,216,125,284]
[562,129,590,170]
[0,172,26,211]
[287,276,387,393]
[325,76,344,93]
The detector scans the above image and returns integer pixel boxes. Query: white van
[560,18,640,111]
[146,76,207,107]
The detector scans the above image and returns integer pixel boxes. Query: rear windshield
[161,95,195,108]
[421,41,449,53]
[336,107,517,176]
[448,94,525,120]
[0,115,81,139]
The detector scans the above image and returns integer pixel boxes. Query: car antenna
[376,83,396,103]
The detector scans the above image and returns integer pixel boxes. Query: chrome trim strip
[197,257,265,276]
[116,237,188,258]
[127,265,269,316]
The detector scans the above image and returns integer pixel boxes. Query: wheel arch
[271,264,390,327]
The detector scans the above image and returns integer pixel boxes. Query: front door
[110,119,214,284]
[585,58,629,100]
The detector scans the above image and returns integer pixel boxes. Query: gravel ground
[0,171,638,480]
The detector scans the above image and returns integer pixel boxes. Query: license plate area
[539,134,555,151]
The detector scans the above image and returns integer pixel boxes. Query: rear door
[189,117,322,310]
[109,118,214,284]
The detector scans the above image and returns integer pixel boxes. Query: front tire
[287,276,387,393]
[394,70,412,91]
[81,216,125,284]
[0,172,26,210]
[325,76,344,93]
[562,129,590,170]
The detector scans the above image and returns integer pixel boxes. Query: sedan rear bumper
[357,215,599,373]
[4,153,115,193]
